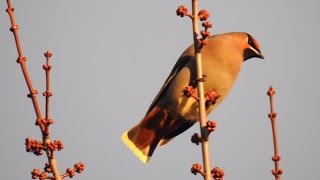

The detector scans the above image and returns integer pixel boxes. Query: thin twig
[6,0,43,122]
[44,51,53,121]
[267,86,283,180]
[43,51,53,136]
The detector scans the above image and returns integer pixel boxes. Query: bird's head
[206,32,264,62]
[243,33,264,61]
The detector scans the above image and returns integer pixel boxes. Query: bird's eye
[247,34,259,52]
[248,39,254,47]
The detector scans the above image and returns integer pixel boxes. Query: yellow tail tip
[121,131,151,164]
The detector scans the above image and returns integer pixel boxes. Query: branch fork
[5,1,85,179]
[176,5,213,50]
[31,162,85,180]
[191,120,217,145]
[191,163,225,180]
[183,86,219,107]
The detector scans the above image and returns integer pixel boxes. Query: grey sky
[0,1,319,180]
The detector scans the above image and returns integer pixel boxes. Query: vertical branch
[177,1,217,179]
[42,51,63,180]
[5,1,85,179]
[190,1,211,180]
[267,86,283,180]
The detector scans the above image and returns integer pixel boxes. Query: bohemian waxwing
[122,32,264,163]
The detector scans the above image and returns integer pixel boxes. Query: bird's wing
[159,120,196,146]
[146,55,194,114]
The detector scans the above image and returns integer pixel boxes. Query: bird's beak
[244,47,265,61]
[250,46,265,59]
[257,52,265,59]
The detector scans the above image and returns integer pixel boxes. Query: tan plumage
[122,32,264,163]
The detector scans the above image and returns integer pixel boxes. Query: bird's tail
[121,130,152,163]
[121,107,180,163]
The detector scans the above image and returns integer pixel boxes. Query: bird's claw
[197,74,207,82]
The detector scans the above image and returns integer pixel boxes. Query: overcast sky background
[0,0,319,180]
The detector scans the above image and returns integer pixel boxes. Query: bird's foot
[197,74,207,82]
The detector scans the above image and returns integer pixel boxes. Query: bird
[122,32,264,163]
